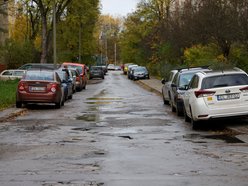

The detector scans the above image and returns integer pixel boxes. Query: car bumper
[191,100,248,120]
[17,91,60,103]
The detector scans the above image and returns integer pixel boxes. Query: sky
[100,0,140,17]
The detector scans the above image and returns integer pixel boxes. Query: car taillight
[240,86,248,93]
[47,83,57,93]
[194,90,215,98]
[18,82,26,91]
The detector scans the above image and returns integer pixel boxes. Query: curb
[0,107,27,122]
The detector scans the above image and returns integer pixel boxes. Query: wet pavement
[0,71,248,186]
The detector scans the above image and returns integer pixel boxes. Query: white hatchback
[183,68,248,128]
[0,69,26,81]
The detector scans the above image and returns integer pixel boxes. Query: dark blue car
[56,69,73,101]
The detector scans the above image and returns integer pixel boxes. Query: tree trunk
[40,14,48,64]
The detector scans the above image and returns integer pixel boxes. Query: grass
[0,80,19,111]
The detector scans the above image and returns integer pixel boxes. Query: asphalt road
[0,71,248,186]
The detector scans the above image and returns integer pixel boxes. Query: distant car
[16,69,64,108]
[56,68,73,100]
[89,66,104,79]
[100,65,108,75]
[127,64,138,78]
[131,66,149,80]
[0,69,26,80]
[68,68,82,92]
[161,70,178,104]
[123,63,133,75]
[107,64,116,71]
[18,63,60,70]
[170,67,211,116]
[115,65,121,71]
[183,68,248,128]
[62,62,88,89]
[67,68,77,93]
[128,65,138,79]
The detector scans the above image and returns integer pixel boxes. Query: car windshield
[66,65,82,74]
[202,74,248,89]
[25,71,54,81]
[91,67,101,71]
[134,67,147,72]
[179,73,195,87]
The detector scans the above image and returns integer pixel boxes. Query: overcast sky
[100,0,140,17]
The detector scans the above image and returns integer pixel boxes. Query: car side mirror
[161,79,166,84]
[171,83,177,88]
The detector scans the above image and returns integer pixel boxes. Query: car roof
[196,68,247,77]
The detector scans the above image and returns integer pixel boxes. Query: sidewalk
[0,107,27,122]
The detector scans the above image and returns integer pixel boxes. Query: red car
[16,69,64,109]
[62,62,88,89]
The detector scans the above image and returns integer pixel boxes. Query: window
[2,71,12,76]
[202,74,248,89]
[189,75,199,89]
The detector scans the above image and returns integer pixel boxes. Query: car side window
[3,71,12,75]
[189,75,199,89]
[168,72,174,81]
[172,73,179,85]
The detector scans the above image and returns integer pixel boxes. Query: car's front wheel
[16,101,22,108]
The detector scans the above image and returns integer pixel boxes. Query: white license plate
[30,86,46,91]
[217,93,240,101]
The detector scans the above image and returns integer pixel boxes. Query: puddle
[119,135,133,140]
[76,114,98,121]
[85,101,112,105]
[87,97,123,101]
[184,133,245,144]
[205,135,245,143]
[71,127,91,131]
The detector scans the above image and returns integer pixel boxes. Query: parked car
[62,62,87,89]
[100,65,108,75]
[123,63,133,75]
[56,68,73,100]
[128,65,138,79]
[127,64,138,78]
[161,70,178,104]
[18,63,60,70]
[170,66,211,116]
[67,68,77,93]
[183,68,248,128]
[107,64,116,71]
[89,66,104,79]
[131,66,149,80]
[16,69,64,109]
[0,69,26,80]
[68,68,82,92]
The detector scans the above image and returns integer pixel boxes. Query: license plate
[30,86,46,92]
[217,93,240,101]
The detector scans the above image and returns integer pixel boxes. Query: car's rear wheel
[16,101,22,108]
[184,108,190,122]
[190,109,199,129]
[176,102,183,116]
[55,101,61,109]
